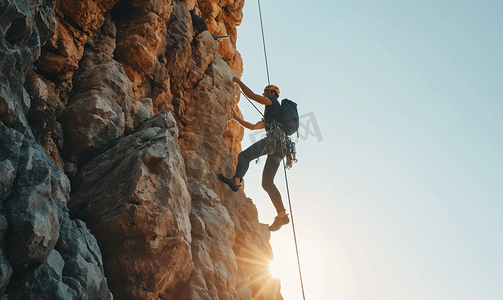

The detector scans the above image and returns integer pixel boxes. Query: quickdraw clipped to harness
[283,135,298,169]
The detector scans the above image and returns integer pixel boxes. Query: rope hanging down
[281,155,306,300]
[255,1,307,299]
[257,0,271,87]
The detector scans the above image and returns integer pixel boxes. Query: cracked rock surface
[0,0,281,299]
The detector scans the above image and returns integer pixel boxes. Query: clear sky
[234,1,503,299]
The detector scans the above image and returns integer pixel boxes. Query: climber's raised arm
[232,77,273,106]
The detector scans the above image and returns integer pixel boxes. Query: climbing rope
[281,156,306,300]
[257,0,271,87]
[256,1,306,299]
[239,89,264,117]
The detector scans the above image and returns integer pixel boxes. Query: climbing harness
[264,120,284,154]
[264,121,298,169]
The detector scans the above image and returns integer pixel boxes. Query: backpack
[279,99,299,136]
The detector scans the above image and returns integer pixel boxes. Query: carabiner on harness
[284,137,298,169]
[276,121,298,169]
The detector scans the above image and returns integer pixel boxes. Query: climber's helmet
[263,85,280,98]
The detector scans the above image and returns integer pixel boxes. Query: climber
[218,77,290,232]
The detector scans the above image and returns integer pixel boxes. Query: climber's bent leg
[234,138,268,181]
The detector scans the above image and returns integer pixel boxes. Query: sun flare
[268,258,283,279]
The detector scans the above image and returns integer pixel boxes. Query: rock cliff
[0,0,282,299]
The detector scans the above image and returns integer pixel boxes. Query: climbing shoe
[268,215,290,232]
[218,174,241,192]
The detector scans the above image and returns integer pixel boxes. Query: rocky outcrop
[69,112,193,299]
[0,122,111,299]
[1,0,282,299]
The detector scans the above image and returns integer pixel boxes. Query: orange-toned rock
[112,0,173,102]
[36,19,87,81]
[1,0,282,299]
[117,37,158,74]
[62,60,132,162]
[58,0,119,33]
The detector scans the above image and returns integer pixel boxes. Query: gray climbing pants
[234,138,286,213]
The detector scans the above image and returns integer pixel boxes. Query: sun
[268,257,283,279]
